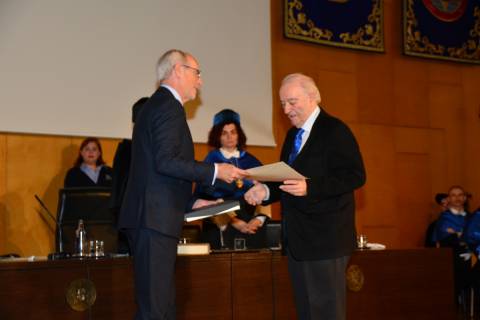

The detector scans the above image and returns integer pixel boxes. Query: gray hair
[281,73,321,104]
[156,49,188,82]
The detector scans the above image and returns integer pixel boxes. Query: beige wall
[1,0,480,256]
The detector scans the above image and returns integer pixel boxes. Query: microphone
[34,194,57,225]
[34,194,70,259]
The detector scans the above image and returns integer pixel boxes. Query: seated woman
[195,109,269,249]
[64,137,113,188]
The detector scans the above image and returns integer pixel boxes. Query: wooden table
[0,248,455,320]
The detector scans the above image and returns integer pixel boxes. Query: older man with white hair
[245,73,366,320]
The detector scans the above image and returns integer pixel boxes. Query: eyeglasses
[182,64,201,77]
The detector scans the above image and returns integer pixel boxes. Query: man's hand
[216,163,248,184]
[244,182,267,205]
[231,218,250,233]
[231,217,262,234]
[279,179,307,196]
[245,218,262,234]
[192,198,223,210]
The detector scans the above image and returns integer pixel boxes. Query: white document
[246,161,307,182]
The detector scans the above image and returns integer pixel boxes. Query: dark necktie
[288,128,304,164]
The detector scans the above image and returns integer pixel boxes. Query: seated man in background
[433,186,468,246]
[432,185,471,304]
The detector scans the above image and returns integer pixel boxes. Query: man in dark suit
[245,73,366,320]
[118,49,246,320]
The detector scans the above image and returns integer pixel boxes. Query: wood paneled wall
[1,0,479,256]
[270,0,480,249]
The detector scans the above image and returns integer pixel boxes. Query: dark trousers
[126,228,178,320]
[287,250,350,320]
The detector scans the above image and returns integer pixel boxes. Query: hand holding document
[245,161,306,182]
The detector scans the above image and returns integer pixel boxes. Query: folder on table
[184,200,240,222]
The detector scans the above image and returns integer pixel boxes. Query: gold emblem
[346,264,364,292]
[235,179,244,189]
[65,278,97,311]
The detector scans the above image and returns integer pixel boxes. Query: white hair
[281,73,321,104]
[156,49,188,82]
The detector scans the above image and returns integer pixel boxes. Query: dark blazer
[109,139,132,212]
[117,87,214,238]
[64,166,113,188]
[268,110,366,261]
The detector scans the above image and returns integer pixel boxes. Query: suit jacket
[109,139,132,213]
[117,87,214,238]
[268,110,366,261]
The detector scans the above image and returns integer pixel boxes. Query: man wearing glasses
[118,49,246,320]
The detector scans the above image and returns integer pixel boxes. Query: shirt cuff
[212,163,218,185]
[263,183,270,201]
[255,215,266,226]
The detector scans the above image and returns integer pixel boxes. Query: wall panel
[0,134,7,254]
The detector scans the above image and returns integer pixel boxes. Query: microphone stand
[34,194,68,258]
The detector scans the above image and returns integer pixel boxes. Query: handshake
[215,163,267,204]
[216,163,307,204]
[216,163,248,184]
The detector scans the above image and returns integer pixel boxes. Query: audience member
[109,97,148,254]
[64,137,113,188]
[432,185,471,305]
[433,186,468,247]
[110,97,148,214]
[195,109,269,249]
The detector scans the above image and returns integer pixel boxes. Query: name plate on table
[177,243,210,255]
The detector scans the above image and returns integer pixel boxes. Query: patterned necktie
[288,128,304,164]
